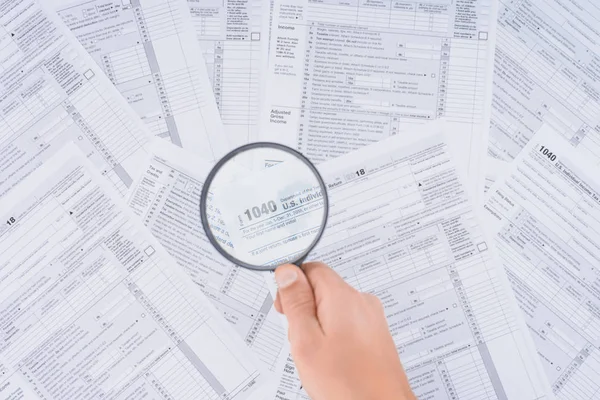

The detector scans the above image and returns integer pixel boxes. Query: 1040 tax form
[127,143,288,383]
[0,0,151,198]
[51,0,229,160]
[485,127,600,399]
[260,0,498,199]
[488,0,600,166]
[0,143,269,400]
[262,132,552,400]
[188,0,268,147]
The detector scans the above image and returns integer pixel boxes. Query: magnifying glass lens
[202,145,327,270]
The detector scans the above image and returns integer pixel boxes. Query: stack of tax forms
[0,0,599,399]
[0,1,271,399]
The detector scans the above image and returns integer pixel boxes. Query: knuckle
[303,262,337,282]
[304,263,329,281]
[282,295,316,321]
[302,261,328,269]
[284,293,315,314]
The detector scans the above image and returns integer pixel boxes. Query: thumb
[275,264,323,341]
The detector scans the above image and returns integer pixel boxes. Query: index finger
[302,262,356,302]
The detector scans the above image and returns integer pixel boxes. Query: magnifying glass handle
[292,256,307,268]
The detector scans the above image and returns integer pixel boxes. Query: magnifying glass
[199,143,329,271]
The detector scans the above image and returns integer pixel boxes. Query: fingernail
[276,268,298,289]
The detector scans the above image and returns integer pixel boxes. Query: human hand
[274,262,415,400]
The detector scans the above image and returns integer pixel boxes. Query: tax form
[187,0,268,147]
[127,143,288,378]
[263,132,553,399]
[52,0,228,159]
[484,157,506,194]
[0,0,151,198]
[484,128,600,398]
[0,143,269,400]
[488,0,600,165]
[260,0,499,199]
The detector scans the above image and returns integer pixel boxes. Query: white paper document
[484,128,600,398]
[483,157,507,194]
[0,143,269,400]
[260,0,498,197]
[188,0,267,147]
[0,0,151,198]
[263,132,552,399]
[488,0,600,165]
[127,143,288,378]
[53,0,229,159]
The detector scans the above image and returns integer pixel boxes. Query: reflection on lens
[202,145,327,270]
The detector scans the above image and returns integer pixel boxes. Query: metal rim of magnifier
[199,142,329,272]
